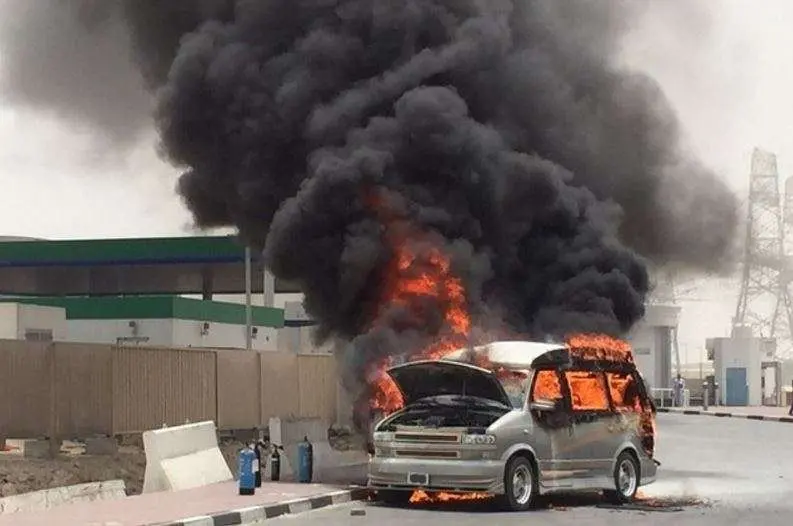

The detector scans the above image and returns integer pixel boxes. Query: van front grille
[394,450,460,459]
[394,433,460,443]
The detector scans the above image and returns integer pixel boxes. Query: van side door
[561,369,614,480]
[529,369,588,487]
[594,370,648,477]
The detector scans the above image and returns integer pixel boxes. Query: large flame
[366,189,472,414]
[381,237,471,361]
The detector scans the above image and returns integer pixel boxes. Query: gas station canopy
[0,236,301,297]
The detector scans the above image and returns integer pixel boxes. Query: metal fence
[0,340,339,439]
[651,387,691,408]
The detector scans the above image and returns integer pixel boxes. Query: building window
[24,329,53,342]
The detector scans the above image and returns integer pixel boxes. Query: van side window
[606,372,642,412]
[531,370,563,402]
[564,371,610,411]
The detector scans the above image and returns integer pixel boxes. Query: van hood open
[386,360,512,408]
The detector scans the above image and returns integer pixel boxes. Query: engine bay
[376,395,511,431]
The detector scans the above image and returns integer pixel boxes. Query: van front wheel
[604,451,640,504]
[501,456,539,511]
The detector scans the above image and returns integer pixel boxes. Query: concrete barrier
[142,421,232,494]
[0,480,126,515]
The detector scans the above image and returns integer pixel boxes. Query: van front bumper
[368,457,506,494]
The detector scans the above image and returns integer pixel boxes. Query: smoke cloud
[0,0,149,143]
[1,2,739,392]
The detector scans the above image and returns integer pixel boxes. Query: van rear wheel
[501,456,539,511]
[604,451,640,504]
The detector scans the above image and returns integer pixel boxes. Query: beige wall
[0,340,340,439]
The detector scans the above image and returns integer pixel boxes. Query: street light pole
[245,246,253,351]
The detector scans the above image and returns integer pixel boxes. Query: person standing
[789,380,793,416]
[672,374,685,407]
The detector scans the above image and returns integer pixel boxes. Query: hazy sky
[0,1,791,358]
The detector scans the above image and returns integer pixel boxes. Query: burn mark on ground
[372,490,708,513]
[597,495,711,513]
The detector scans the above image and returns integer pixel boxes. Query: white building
[626,303,681,392]
[0,302,68,341]
[0,296,283,350]
[277,300,333,354]
[706,326,776,407]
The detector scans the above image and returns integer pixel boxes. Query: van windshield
[499,372,529,408]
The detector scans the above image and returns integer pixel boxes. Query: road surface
[258,413,793,525]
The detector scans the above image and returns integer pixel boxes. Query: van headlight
[461,434,496,445]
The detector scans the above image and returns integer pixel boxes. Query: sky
[0,1,792,361]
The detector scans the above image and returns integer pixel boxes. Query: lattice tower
[734,148,793,358]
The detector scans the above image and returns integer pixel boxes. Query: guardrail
[651,387,691,408]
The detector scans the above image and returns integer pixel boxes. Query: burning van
[367,337,659,511]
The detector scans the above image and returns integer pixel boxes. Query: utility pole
[245,246,253,351]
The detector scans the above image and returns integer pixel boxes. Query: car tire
[376,489,411,506]
[604,450,640,504]
[501,455,539,511]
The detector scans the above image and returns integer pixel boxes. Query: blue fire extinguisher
[238,445,257,495]
[297,435,314,483]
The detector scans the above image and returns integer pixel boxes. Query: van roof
[442,341,567,369]
[442,339,636,370]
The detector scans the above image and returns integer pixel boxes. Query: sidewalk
[658,405,793,423]
[0,480,368,526]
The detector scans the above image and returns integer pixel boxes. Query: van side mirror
[529,399,558,412]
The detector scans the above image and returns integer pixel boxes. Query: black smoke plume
[1,2,738,398]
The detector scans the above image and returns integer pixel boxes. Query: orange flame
[565,333,634,363]
[370,364,404,412]
[366,189,472,414]
[381,240,471,361]
[409,490,492,504]
[564,333,656,454]
[531,370,563,401]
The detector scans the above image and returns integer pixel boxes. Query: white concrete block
[142,421,232,494]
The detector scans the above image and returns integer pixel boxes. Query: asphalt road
[259,413,793,525]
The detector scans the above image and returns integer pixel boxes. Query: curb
[150,487,370,526]
[657,407,793,423]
